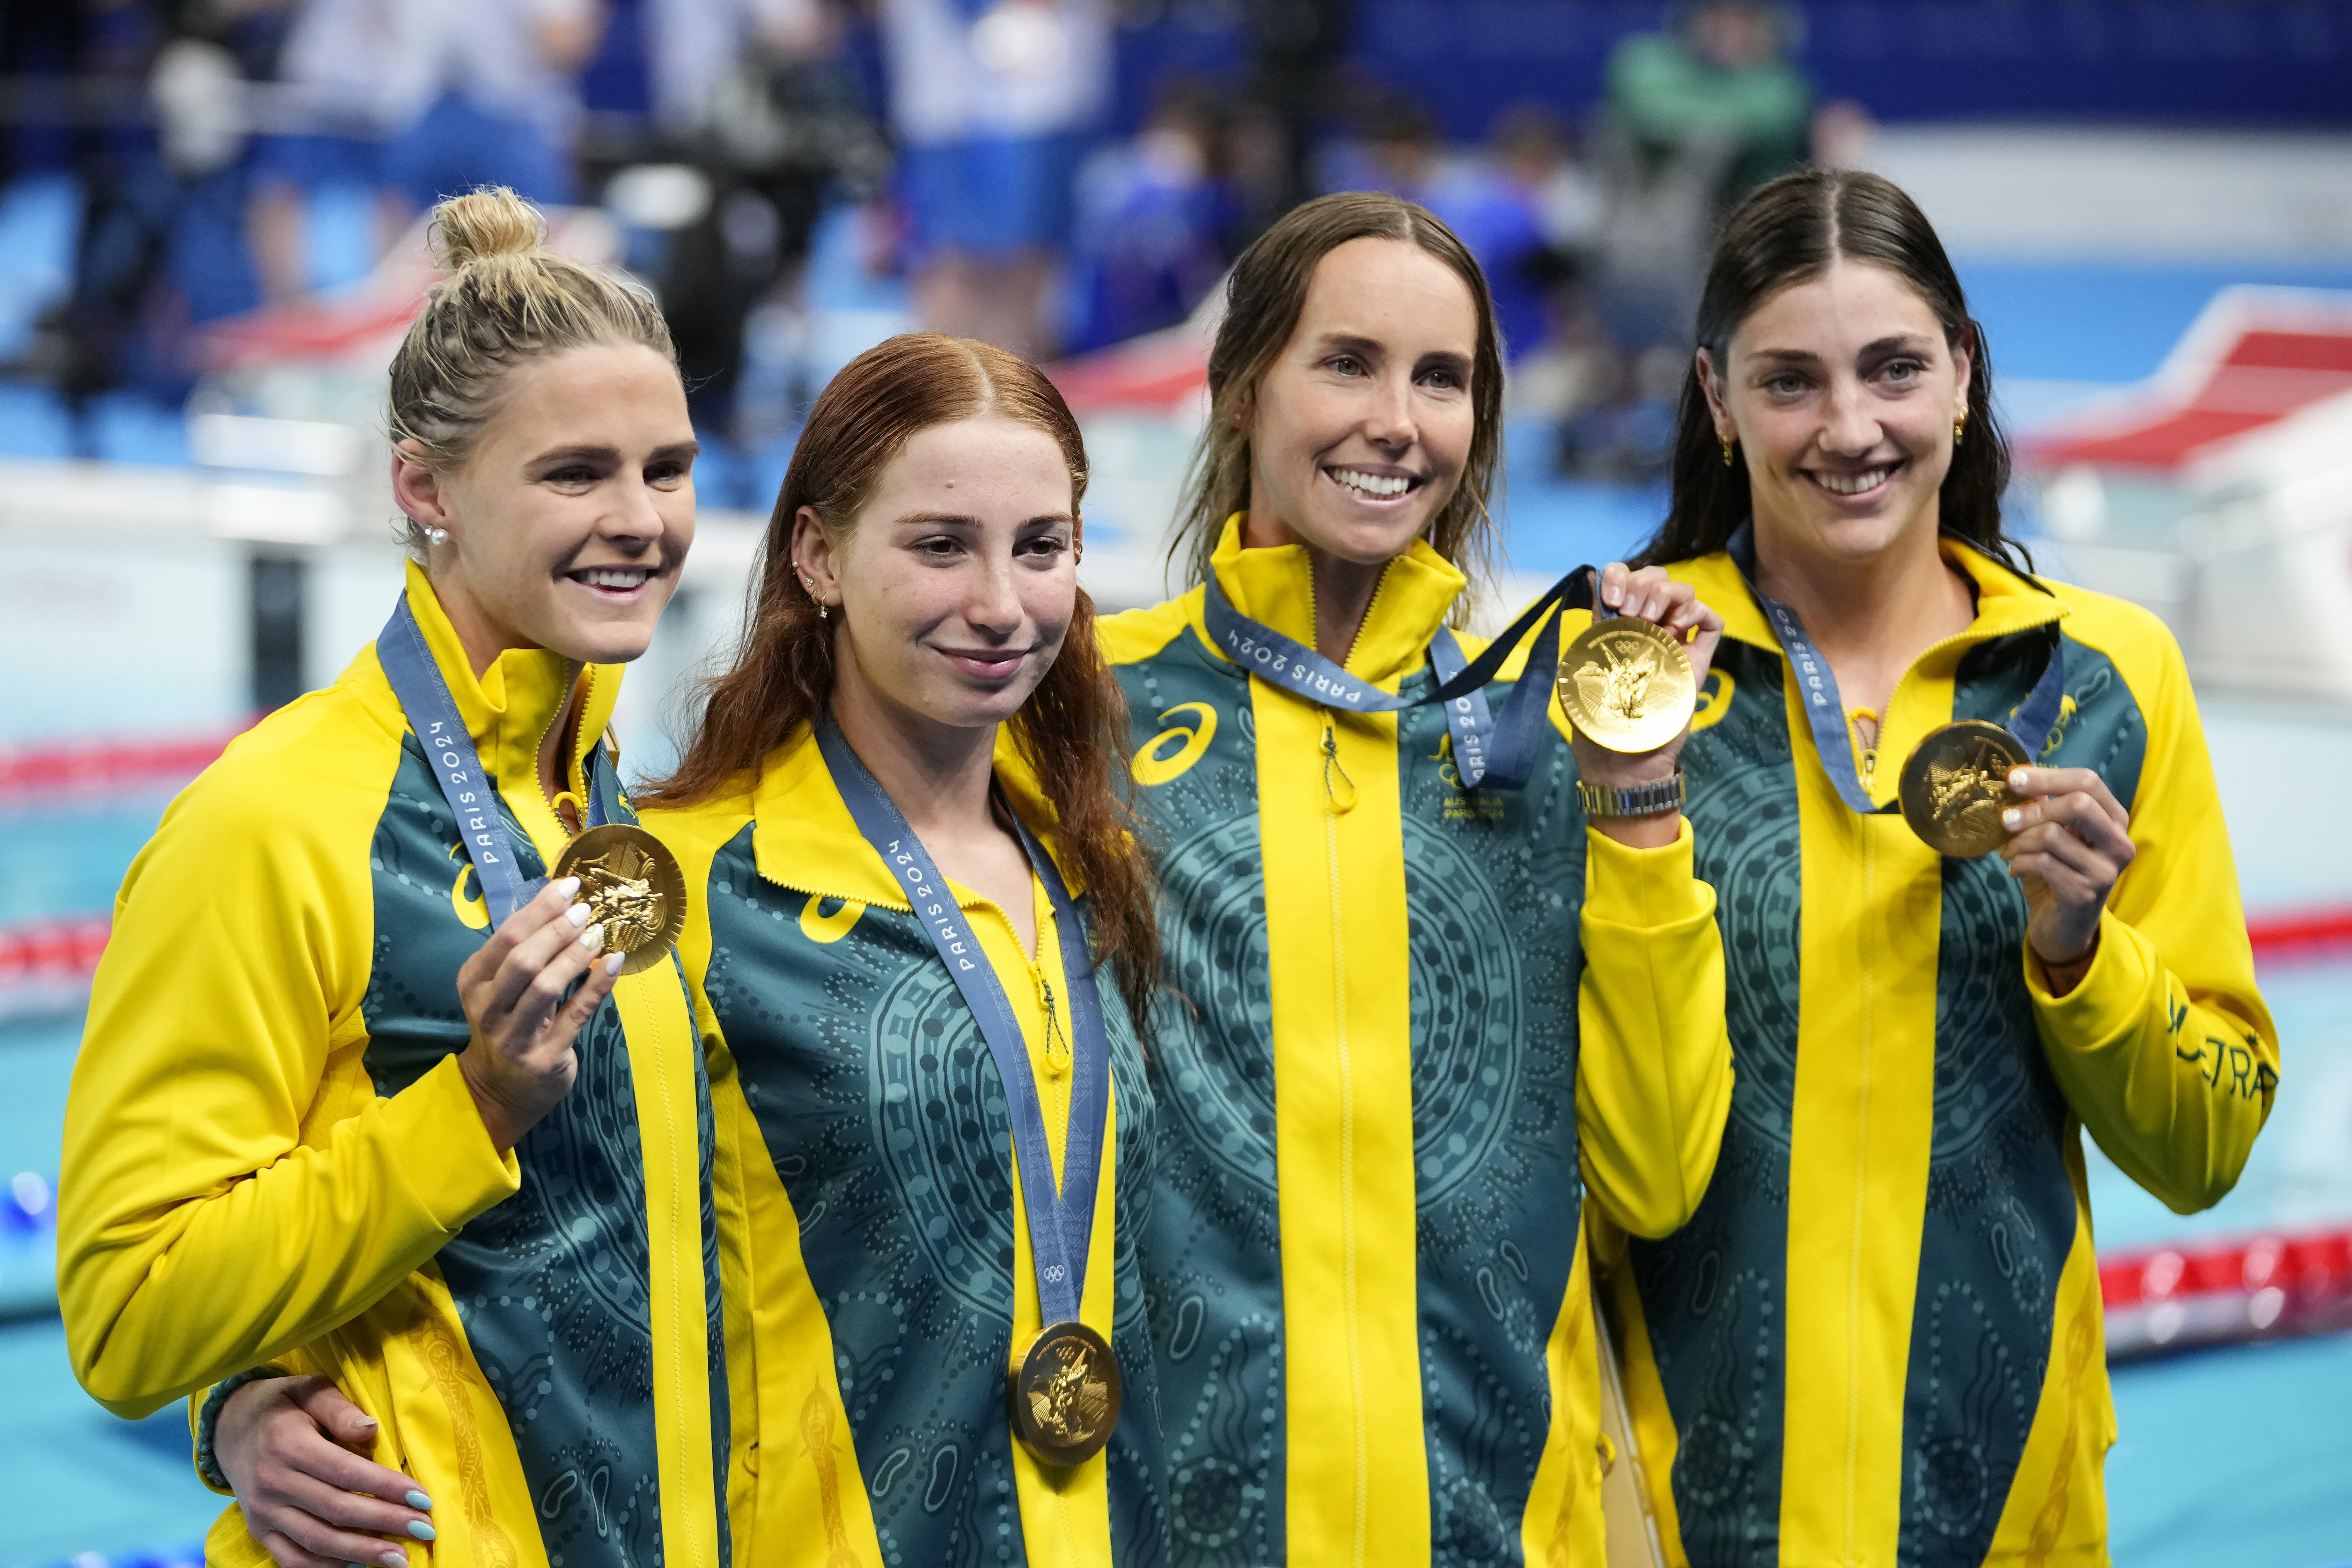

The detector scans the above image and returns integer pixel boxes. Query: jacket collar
[399,560,622,800]
[1204,513,1468,689]
[1673,534,2068,665]
[749,722,1078,909]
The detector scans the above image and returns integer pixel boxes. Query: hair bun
[428,187,546,271]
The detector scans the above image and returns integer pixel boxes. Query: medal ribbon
[1199,565,1601,790]
[1724,521,2066,814]
[815,718,1110,1330]
[375,597,611,927]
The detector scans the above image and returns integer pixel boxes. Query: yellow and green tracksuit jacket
[1597,542,2279,1568]
[644,727,1167,1567]
[57,562,730,1568]
[1096,518,1737,1566]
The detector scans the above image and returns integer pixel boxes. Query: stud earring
[1720,435,1735,468]
[425,525,449,545]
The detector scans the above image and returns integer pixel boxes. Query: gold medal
[552,824,686,976]
[1556,616,1698,754]
[1009,1320,1122,1467]
[1898,720,2026,858]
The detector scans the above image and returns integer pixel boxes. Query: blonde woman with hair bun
[58,188,737,1568]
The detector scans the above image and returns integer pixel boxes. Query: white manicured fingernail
[566,903,592,928]
[578,923,604,950]
[2009,769,2029,790]
[554,875,581,898]
[2002,808,2022,830]
[604,952,625,976]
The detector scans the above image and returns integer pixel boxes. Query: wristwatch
[1576,770,1687,819]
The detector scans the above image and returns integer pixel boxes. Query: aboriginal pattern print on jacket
[1111,618,1592,1566]
[698,825,1168,1567]
[361,740,730,1568]
[1630,626,2149,1568]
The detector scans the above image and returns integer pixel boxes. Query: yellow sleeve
[1576,817,1735,1238]
[2027,634,2276,1215]
[58,746,520,1420]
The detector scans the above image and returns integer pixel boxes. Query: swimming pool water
[5,711,2351,1567]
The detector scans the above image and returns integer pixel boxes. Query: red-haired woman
[637,332,1166,1566]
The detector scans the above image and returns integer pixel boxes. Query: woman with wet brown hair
[1102,190,1737,1564]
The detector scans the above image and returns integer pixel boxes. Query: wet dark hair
[1632,168,2025,570]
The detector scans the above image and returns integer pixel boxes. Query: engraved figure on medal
[1028,1335,1112,1440]
[1011,1322,1122,1466]
[1899,720,2027,859]
[553,824,687,974]
[577,841,664,950]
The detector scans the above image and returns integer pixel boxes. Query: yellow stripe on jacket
[59,564,726,1568]
[649,731,1138,1568]
[1097,517,1733,1567]
[1598,542,2275,1568]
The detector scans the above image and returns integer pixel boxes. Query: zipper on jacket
[1321,718,1359,814]
[535,665,593,834]
[1034,971,1071,1080]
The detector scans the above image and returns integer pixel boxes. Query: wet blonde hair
[388,187,677,551]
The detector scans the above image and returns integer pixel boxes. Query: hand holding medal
[454,875,627,1153]
[1559,563,1725,842]
[1995,764,2135,993]
[1558,563,1725,762]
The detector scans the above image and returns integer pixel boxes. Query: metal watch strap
[1576,769,1687,819]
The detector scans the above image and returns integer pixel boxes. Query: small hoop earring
[1954,415,1968,448]
[1720,435,1735,469]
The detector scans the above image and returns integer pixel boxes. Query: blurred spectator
[245,0,423,300]
[626,0,885,438]
[877,0,1113,358]
[380,0,605,217]
[1605,1,1809,206]
[1560,0,1810,483]
[1593,0,1809,351]
[1061,80,1233,353]
[1230,0,1353,243]
[34,0,288,441]
[1336,94,1598,365]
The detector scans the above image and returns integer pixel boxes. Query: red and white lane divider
[0,728,244,804]
[0,915,112,1022]
[2101,1225,2352,1359]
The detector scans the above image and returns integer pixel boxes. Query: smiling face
[794,414,1079,739]
[1700,258,1971,571]
[1239,236,1479,567]
[397,340,697,670]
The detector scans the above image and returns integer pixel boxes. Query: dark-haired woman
[1100,191,1738,1563]
[640,333,1168,1565]
[1595,168,2277,1567]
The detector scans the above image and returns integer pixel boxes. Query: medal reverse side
[1898,720,2027,858]
[1010,1320,1122,1467]
[553,824,687,975]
